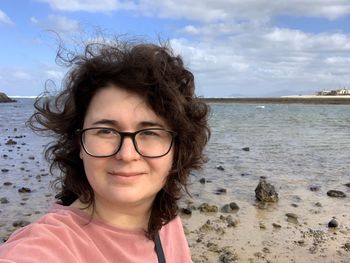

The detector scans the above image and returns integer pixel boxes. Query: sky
[1,1,350,97]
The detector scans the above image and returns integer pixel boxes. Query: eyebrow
[91,119,166,129]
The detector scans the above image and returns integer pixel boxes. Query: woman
[0,39,210,262]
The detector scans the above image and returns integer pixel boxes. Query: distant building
[317,88,350,96]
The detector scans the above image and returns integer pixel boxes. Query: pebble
[12,220,30,228]
[309,185,321,191]
[215,188,227,195]
[199,178,206,184]
[1,169,9,173]
[0,197,9,204]
[221,202,240,213]
[181,208,192,215]
[198,203,218,213]
[5,139,17,145]
[242,147,250,151]
[216,165,225,171]
[327,190,346,198]
[328,218,338,228]
[286,213,299,224]
[18,187,31,193]
[3,182,12,186]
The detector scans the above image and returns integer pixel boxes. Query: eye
[95,128,116,137]
[138,129,161,137]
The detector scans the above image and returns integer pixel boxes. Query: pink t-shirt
[0,204,192,263]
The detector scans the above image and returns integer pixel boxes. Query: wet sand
[179,179,350,262]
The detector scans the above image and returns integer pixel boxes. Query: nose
[114,136,140,161]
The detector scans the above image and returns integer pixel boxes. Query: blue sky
[1,0,350,97]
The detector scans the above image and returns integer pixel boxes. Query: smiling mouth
[108,172,145,177]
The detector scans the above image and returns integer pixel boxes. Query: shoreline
[201,96,350,105]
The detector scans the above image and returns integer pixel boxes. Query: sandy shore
[179,179,350,263]
[202,95,350,105]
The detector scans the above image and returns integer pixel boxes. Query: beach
[1,99,350,262]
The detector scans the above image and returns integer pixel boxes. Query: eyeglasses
[77,127,177,158]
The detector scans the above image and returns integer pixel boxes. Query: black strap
[154,232,166,263]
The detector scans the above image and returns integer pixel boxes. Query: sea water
[0,99,350,240]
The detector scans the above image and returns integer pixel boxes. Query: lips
[108,172,145,177]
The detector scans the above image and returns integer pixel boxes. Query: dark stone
[309,185,321,191]
[3,182,12,186]
[198,203,218,213]
[0,197,9,204]
[272,223,282,228]
[221,202,240,213]
[181,208,192,215]
[12,220,30,228]
[5,139,17,145]
[18,187,31,193]
[344,183,350,187]
[215,188,227,195]
[199,178,206,184]
[242,147,250,151]
[328,218,338,228]
[1,169,9,173]
[255,177,278,202]
[327,190,346,198]
[286,213,299,224]
[216,165,225,171]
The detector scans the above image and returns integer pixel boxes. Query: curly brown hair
[28,39,210,239]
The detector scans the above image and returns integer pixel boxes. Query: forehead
[84,85,168,128]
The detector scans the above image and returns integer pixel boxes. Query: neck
[71,197,154,231]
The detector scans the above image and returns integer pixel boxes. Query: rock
[181,208,192,215]
[199,178,206,184]
[344,183,350,187]
[314,202,322,207]
[215,187,227,195]
[219,248,238,262]
[0,197,9,204]
[216,165,225,171]
[1,169,9,173]
[12,220,30,227]
[327,190,346,198]
[286,213,299,224]
[309,185,321,191]
[342,243,350,252]
[18,187,31,193]
[255,177,278,202]
[221,202,240,213]
[272,223,282,228]
[198,203,218,213]
[5,139,17,145]
[3,182,12,186]
[328,218,338,228]
[242,147,250,151]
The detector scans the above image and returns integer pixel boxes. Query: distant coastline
[201,95,350,105]
[0,92,16,103]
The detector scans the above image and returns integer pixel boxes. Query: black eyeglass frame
[77,127,177,158]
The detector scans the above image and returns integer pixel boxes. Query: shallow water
[1,99,350,247]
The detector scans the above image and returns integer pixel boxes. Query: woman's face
[80,85,174,211]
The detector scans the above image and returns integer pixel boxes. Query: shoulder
[160,215,193,262]
[0,204,89,262]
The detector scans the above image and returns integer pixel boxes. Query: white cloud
[31,15,80,33]
[13,71,32,80]
[132,0,350,22]
[0,9,14,25]
[35,0,135,12]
